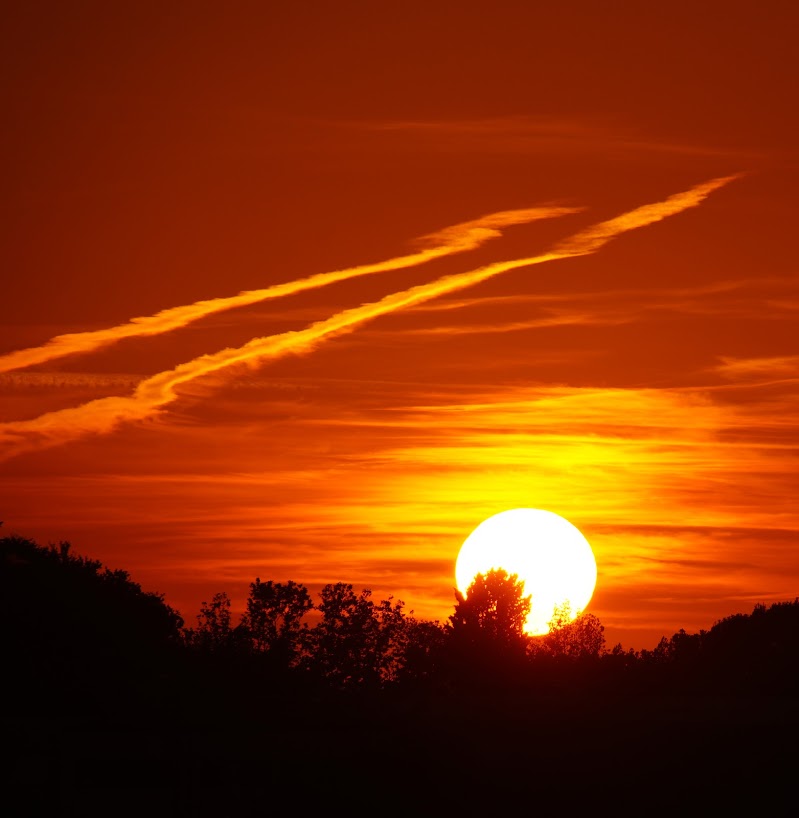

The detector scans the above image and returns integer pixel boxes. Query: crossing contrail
[0,206,578,375]
[0,176,739,461]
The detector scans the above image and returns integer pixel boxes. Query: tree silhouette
[301,583,417,687]
[240,578,313,666]
[372,594,412,684]
[304,582,381,686]
[450,568,531,645]
[187,591,235,652]
[538,602,606,659]
[400,617,447,684]
[641,599,799,694]
[1,535,183,717]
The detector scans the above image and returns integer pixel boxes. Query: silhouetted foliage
[1,535,184,718]
[6,528,799,815]
[185,591,237,652]
[304,582,374,685]
[639,600,799,694]
[372,594,413,684]
[534,602,606,659]
[604,641,640,671]
[302,582,413,687]
[6,528,799,736]
[446,569,532,684]
[239,577,313,666]
[449,568,531,646]
[400,617,447,684]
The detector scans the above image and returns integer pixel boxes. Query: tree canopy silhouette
[444,569,533,686]
[1,534,184,717]
[639,598,799,694]
[302,582,411,687]
[186,590,235,652]
[450,568,531,643]
[240,577,313,666]
[8,528,798,716]
[535,602,606,659]
[6,530,798,815]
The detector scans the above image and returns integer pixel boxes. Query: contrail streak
[0,207,577,375]
[0,176,739,461]
[553,174,740,255]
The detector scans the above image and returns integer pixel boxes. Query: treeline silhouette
[4,533,799,814]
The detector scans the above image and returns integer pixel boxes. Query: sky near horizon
[2,2,798,649]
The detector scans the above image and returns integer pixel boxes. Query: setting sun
[455,509,598,634]
[3,4,797,809]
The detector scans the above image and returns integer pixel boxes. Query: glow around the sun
[455,508,598,635]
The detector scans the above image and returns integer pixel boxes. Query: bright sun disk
[455,508,598,635]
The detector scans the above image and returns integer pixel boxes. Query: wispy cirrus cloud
[715,355,799,380]
[358,116,756,159]
[410,277,769,314]
[0,372,143,390]
[309,379,799,617]
[368,309,629,337]
[0,175,739,461]
[399,275,799,336]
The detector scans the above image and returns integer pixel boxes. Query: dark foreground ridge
[3,534,798,815]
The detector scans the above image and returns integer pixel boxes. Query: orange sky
[2,3,797,649]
